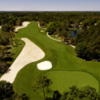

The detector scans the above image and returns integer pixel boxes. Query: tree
[45,90,61,100]
[52,90,61,100]
[12,93,29,100]
[5,32,15,45]
[75,42,91,60]
[46,22,57,35]
[0,35,9,46]
[61,86,98,100]
[0,81,14,100]
[0,61,7,74]
[75,23,100,60]
[33,74,52,100]
[2,24,14,32]
[0,81,29,100]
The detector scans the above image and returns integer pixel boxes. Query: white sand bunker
[0,26,2,29]
[14,22,30,32]
[37,61,52,70]
[0,38,45,83]
[41,30,44,32]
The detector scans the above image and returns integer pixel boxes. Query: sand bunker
[14,22,30,32]
[37,61,52,70]
[41,30,44,32]
[0,38,45,83]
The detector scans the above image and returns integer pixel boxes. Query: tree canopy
[75,24,100,60]
[33,74,52,100]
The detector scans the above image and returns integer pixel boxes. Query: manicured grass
[46,71,99,93]
[13,21,100,100]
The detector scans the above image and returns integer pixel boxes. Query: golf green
[46,71,99,93]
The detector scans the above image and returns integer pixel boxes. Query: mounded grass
[12,21,100,100]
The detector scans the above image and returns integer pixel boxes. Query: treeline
[0,12,100,27]
[0,23,15,75]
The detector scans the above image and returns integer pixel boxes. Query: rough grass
[12,21,100,100]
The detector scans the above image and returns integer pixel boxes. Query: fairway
[12,21,100,100]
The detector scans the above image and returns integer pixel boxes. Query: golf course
[10,21,100,100]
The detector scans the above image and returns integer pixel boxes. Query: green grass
[12,21,100,100]
[46,71,99,93]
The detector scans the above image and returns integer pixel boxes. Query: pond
[69,30,81,38]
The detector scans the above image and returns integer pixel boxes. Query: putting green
[46,71,99,93]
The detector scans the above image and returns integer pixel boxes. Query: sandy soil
[0,38,45,83]
[37,61,52,70]
[14,22,30,32]
[41,30,44,32]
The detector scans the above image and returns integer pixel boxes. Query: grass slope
[13,21,100,100]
